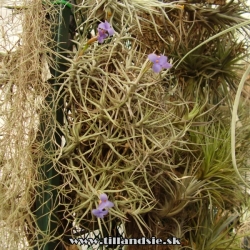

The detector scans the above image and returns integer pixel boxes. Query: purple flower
[92,193,114,218]
[98,193,114,210]
[148,53,172,73]
[97,20,114,43]
[92,208,108,219]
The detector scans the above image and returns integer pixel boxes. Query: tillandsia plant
[2,0,250,249]
[57,0,250,249]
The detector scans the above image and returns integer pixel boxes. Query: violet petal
[98,200,114,210]
[92,209,108,219]
[148,53,159,63]
[152,63,162,73]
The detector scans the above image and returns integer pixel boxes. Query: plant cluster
[0,0,250,249]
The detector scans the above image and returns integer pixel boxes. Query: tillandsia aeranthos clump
[1,0,250,249]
